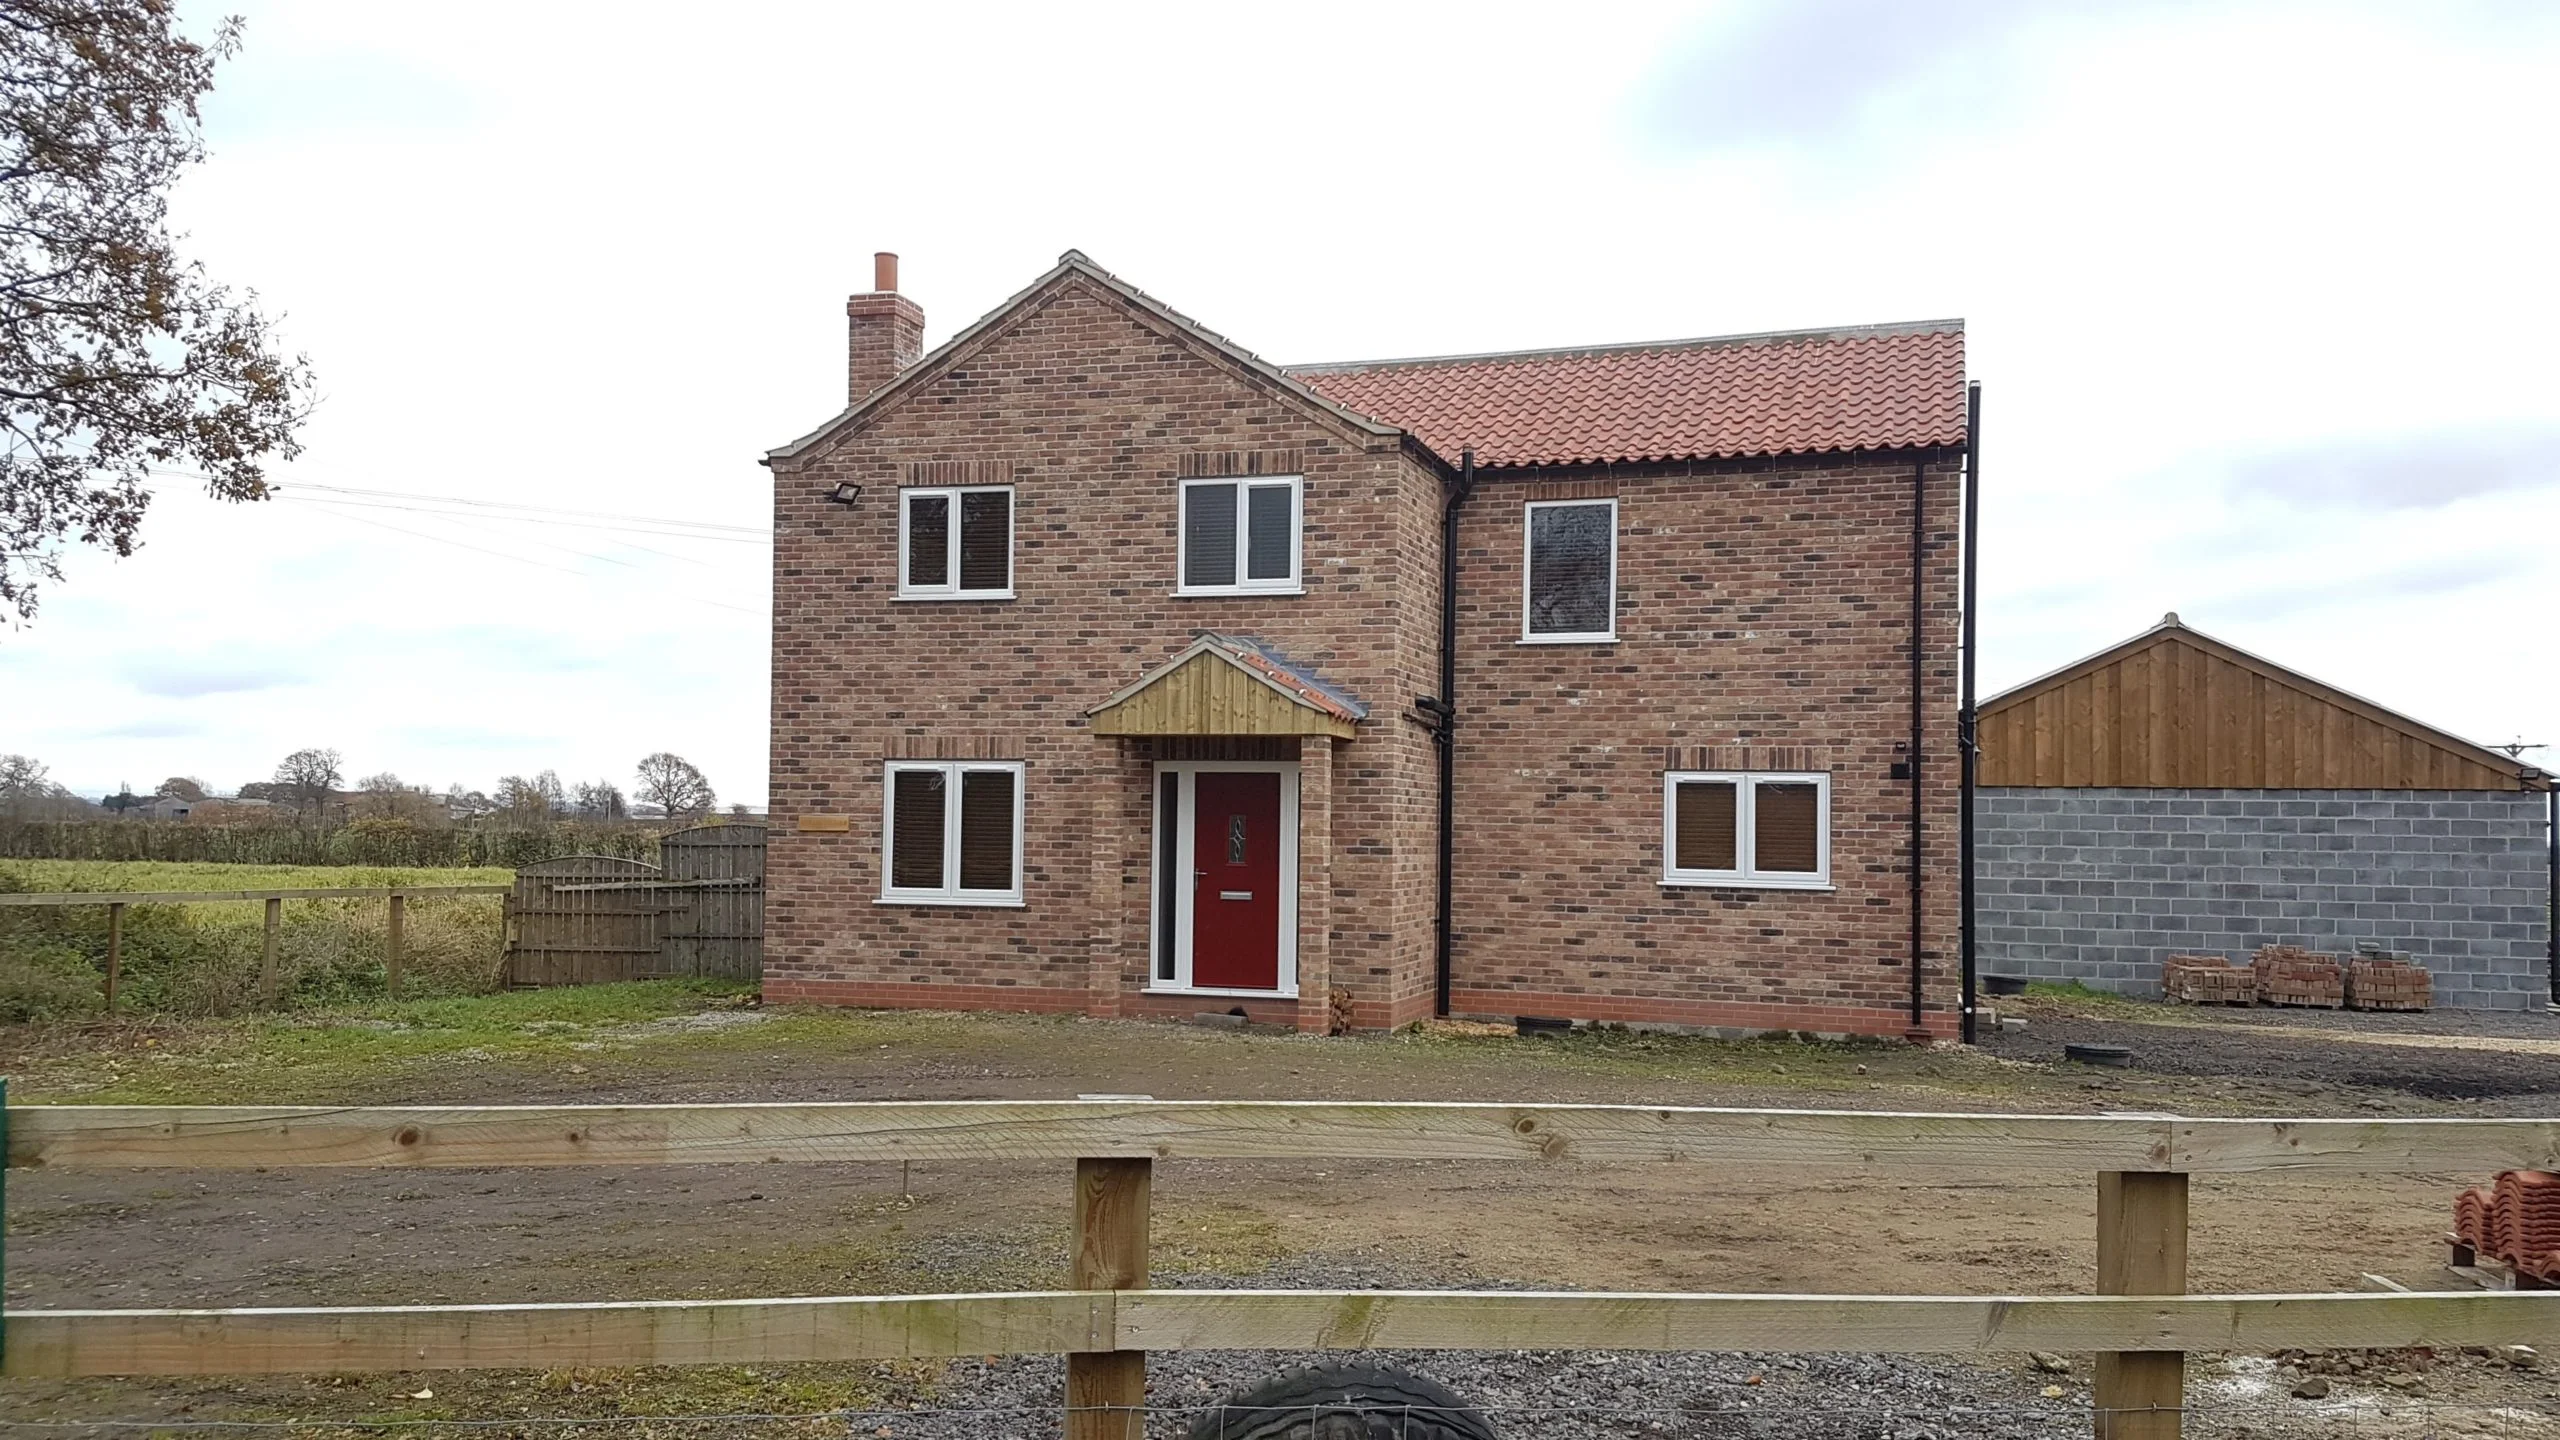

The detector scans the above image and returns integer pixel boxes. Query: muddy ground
[2,989,2556,1437]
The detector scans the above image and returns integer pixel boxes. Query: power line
[298,507,764,618]
[284,481,769,537]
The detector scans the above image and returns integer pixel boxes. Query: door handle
[1218,890,1253,901]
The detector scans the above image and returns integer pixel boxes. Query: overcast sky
[4,0,2555,800]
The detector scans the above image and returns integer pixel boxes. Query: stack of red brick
[2161,954,2256,1005]
[2252,945,2345,1008]
[2345,956,2433,1011]
[2454,1170,2560,1285]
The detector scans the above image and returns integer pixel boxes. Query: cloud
[121,661,309,699]
[2218,427,2560,511]
[2211,550,2537,625]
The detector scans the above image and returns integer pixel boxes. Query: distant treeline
[0,818,664,869]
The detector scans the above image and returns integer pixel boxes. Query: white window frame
[1176,475,1303,596]
[1520,496,1618,643]
[878,760,1026,906]
[1660,770,1833,891]
[897,485,1016,601]
[1142,760,1300,997]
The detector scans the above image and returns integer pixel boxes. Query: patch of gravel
[1982,1013,2560,1107]
[835,1257,2094,1439]
[619,1009,776,1036]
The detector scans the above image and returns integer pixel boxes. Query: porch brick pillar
[1088,739,1130,1018]
[1296,737,1334,1035]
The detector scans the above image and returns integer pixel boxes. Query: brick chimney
[845,251,924,403]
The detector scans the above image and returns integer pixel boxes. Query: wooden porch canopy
[1978,614,2548,791]
[1087,633,1365,740]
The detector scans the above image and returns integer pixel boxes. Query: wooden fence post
[2095,1171,2188,1440]
[260,898,282,1007]
[103,902,124,1012]
[1066,1156,1150,1440]
[385,893,406,998]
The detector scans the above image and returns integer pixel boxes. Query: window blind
[1754,781,1822,873]
[889,769,947,889]
[959,490,1010,592]
[956,769,1016,891]
[1674,780,1739,872]
[905,495,950,588]
[1184,484,1238,588]
[1245,483,1292,581]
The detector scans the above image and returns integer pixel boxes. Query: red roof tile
[1285,320,1965,468]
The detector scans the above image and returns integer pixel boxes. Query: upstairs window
[901,486,1013,599]
[882,761,1024,904]
[1180,475,1301,594]
[1522,498,1616,642]
[1662,771,1830,889]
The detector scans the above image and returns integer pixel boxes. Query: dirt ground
[3,988,2556,1437]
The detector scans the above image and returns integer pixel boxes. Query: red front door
[1191,771,1282,990]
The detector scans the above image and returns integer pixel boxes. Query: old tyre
[1184,1363,1498,1440]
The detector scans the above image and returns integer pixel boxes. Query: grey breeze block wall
[1976,788,2552,1011]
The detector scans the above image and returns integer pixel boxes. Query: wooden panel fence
[8,1098,2558,1440]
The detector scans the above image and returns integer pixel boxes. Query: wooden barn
[1973,615,2553,1009]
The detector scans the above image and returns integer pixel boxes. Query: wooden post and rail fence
[4,1100,2557,1438]
[0,886,509,1008]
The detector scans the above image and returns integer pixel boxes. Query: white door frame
[1144,760,1299,998]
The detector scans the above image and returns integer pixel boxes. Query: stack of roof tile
[2345,956,2433,1012]
[2454,1171,2560,1284]
[2252,945,2345,1008]
[2161,954,2255,1005]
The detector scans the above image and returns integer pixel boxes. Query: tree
[493,771,564,824]
[154,775,206,801]
[573,779,625,821]
[357,771,409,818]
[442,784,494,820]
[271,746,341,823]
[634,752,714,819]
[0,753,83,817]
[0,4,315,620]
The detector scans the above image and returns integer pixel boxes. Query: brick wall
[765,273,1447,1029]
[1444,455,1967,1039]
[1975,787,2552,1010]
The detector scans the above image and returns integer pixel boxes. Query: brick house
[763,251,1970,1038]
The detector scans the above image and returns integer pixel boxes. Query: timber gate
[502,826,763,985]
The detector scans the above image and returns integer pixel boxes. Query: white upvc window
[1178,475,1302,595]
[880,760,1025,905]
[1521,497,1617,642]
[899,485,1014,600]
[1661,770,1832,890]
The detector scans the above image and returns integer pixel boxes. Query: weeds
[0,860,511,1020]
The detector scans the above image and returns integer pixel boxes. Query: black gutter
[1907,457,1928,1039]
[1430,447,1478,1018]
[1958,383,1982,1044]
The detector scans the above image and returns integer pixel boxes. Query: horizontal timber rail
[10,1099,2560,1175]
[0,885,509,906]
[12,1098,2558,1439]
[8,1289,2557,1378]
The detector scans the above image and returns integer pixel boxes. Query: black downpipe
[1907,458,1927,1038]
[1432,448,1477,1018]
[1958,384,1983,1044]
[2547,783,2557,1004]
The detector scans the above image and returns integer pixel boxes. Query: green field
[0,859,513,1020]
